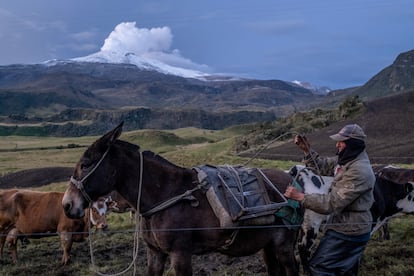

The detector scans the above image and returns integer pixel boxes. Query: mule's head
[62,122,123,219]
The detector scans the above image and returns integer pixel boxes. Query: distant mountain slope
[252,90,414,164]
[352,49,414,99]
[0,49,413,135]
[0,61,321,117]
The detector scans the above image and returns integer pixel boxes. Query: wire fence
[1,215,413,276]
[1,219,413,239]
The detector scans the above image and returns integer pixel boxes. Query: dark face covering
[337,138,366,165]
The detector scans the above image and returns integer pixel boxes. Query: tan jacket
[302,150,375,235]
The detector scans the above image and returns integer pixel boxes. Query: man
[284,124,375,275]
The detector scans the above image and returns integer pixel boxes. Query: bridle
[70,147,111,204]
[69,143,202,218]
[70,145,145,276]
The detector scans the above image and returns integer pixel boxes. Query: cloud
[101,22,172,54]
[99,22,209,71]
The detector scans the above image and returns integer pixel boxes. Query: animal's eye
[406,183,414,193]
[80,158,93,171]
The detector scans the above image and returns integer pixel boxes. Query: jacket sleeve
[302,162,373,214]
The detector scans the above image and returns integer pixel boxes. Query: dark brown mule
[62,122,299,276]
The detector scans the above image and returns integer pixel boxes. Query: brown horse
[62,122,300,276]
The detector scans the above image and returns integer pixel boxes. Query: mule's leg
[262,243,283,276]
[59,232,73,265]
[146,247,167,276]
[169,251,193,276]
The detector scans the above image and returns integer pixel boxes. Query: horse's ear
[100,122,124,146]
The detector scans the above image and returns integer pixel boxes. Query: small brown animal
[0,189,110,264]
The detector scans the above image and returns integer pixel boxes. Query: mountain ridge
[0,49,413,136]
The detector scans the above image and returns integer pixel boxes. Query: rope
[242,131,299,166]
[87,150,144,276]
[141,184,204,217]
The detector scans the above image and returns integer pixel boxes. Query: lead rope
[293,134,326,187]
[240,131,325,186]
[242,132,299,166]
[88,150,144,276]
[132,151,144,275]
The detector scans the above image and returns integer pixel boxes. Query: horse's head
[62,122,124,219]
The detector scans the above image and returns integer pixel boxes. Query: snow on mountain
[70,50,209,79]
[291,80,331,94]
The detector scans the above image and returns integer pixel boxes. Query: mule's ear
[101,122,124,146]
[111,122,124,140]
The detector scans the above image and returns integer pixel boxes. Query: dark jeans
[309,230,370,276]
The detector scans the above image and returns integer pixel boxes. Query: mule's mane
[114,139,140,152]
[143,150,185,170]
[114,139,185,170]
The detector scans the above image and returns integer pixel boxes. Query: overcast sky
[0,0,413,89]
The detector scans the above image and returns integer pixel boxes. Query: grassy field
[0,127,413,275]
[0,126,295,175]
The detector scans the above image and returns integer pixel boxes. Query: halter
[70,147,111,204]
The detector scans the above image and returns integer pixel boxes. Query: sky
[0,0,413,89]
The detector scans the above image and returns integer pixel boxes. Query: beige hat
[329,124,366,141]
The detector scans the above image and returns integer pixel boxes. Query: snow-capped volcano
[71,50,209,79]
[45,22,325,85]
[67,22,212,79]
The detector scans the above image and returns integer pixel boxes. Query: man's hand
[294,135,311,155]
[284,186,305,202]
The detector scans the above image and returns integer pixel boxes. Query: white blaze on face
[89,198,110,229]
[396,182,414,213]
